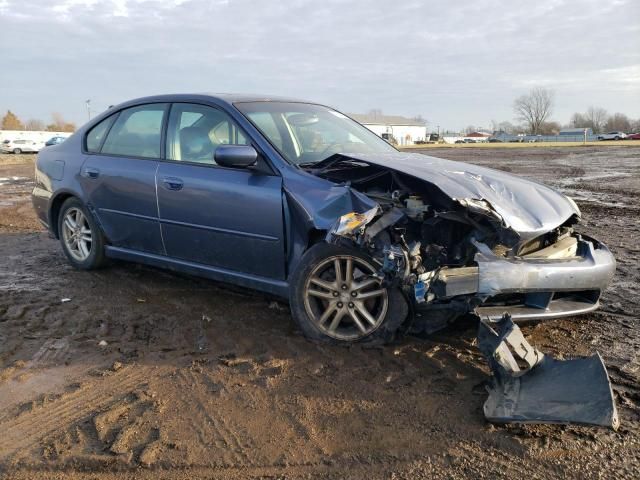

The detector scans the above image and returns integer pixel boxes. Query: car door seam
[154,162,167,255]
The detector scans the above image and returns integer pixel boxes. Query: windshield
[235,102,396,165]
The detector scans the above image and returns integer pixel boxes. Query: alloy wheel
[61,207,93,262]
[303,255,388,341]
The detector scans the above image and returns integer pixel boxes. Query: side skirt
[105,246,290,298]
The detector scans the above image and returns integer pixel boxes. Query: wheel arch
[49,190,86,239]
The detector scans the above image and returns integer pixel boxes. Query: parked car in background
[0,139,42,154]
[626,132,640,140]
[32,94,615,345]
[45,136,67,147]
[488,137,503,143]
[597,131,627,141]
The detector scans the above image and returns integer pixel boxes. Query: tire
[614,136,620,141]
[58,197,107,270]
[290,242,408,345]
[13,148,21,154]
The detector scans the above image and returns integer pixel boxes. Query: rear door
[156,102,285,279]
[79,103,168,254]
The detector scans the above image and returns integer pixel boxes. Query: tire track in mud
[176,369,254,466]
[0,365,149,461]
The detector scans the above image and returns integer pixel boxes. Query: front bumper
[436,235,616,321]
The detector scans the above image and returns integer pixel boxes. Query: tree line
[489,87,639,135]
[1,110,76,132]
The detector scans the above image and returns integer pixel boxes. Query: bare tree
[570,112,588,128]
[585,106,608,134]
[538,121,561,135]
[513,87,554,134]
[46,112,76,132]
[464,125,477,134]
[25,119,45,131]
[604,113,631,133]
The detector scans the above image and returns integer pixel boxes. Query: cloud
[0,0,638,128]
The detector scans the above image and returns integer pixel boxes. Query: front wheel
[58,198,107,270]
[13,148,21,154]
[290,243,408,345]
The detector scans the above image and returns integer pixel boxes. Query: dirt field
[0,146,638,479]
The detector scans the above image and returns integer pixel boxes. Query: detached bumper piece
[477,314,619,429]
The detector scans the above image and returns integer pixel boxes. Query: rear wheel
[13,148,21,154]
[290,243,407,345]
[58,198,106,270]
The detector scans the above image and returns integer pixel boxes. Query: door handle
[162,177,184,191]
[83,167,100,179]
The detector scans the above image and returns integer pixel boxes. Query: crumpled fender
[283,178,378,232]
[281,173,380,277]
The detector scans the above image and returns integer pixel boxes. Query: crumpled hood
[331,152,580,241]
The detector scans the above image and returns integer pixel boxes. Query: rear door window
[101,104,167,159]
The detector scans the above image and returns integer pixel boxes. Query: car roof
[111,93,314,110]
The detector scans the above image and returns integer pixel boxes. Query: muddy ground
[0,146,638,479]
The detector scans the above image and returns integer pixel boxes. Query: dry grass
[0,153,36,166]
[400,140,640,149]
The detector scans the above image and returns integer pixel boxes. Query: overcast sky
[1,0,638,131]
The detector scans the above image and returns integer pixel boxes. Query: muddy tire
[58,197,107,270]
[290,242,408,345]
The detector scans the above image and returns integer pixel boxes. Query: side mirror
[214,145,258,169]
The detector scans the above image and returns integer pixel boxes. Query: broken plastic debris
[477,313,619,429]
[98,340,108,347]
[331,206,379,236]
[61,298,71,303]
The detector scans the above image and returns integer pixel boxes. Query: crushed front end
[312,156,616,331]
[304,153,618,428]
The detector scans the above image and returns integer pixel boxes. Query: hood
[324,152,580,241]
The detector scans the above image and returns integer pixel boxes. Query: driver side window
[166,103,249,164]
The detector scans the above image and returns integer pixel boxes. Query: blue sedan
[32,94,615,344]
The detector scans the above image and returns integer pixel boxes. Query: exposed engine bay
[311,156,584,332]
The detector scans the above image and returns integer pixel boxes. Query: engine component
[404,195,429,220]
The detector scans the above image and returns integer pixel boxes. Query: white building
[0,130,72,144]
[350,113,427,146]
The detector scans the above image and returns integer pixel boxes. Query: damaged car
[32,94,616,346]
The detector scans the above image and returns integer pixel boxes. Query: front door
[156,103,285,279]
[79,103,168,255]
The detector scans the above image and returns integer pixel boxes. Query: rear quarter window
[86,114,117,153]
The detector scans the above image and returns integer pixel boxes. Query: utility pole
[85,99,91,121]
